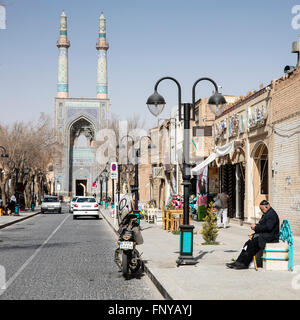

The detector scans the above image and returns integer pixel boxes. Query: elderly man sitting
[226,200,280,270]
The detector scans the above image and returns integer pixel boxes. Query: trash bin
[198,205,206,221]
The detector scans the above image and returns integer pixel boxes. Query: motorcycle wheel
[129,249,142,274]
[122,252,129,277]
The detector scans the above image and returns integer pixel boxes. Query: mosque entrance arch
[75,179,87,196]
[69,117,96,195]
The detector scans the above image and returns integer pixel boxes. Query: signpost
[110,162,118,180]
[110,162,118,226]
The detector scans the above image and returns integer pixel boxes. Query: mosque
[53,11,110,198]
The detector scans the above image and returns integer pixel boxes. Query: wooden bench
[262,220,294,271]
[163,208,191,232]
[163,208,172,231]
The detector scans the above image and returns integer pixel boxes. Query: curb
[0,211,41,230]
[99,208,173,301]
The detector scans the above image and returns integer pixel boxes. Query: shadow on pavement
[0,241,79,251]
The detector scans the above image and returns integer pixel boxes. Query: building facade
[271,64,300,235]
[54,11,110,199]
[213,87,271,223]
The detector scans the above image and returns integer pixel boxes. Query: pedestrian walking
[213,192,229,228]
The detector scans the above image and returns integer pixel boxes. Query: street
[0,204,162,300]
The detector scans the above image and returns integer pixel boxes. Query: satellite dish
[284,65,295,74]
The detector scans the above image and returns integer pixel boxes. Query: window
[260,159,268,195]
[77,197,96,203]
[194,111,199,123]
[59,103,63,118]
[43,197,59,203]
[193,126,212,137]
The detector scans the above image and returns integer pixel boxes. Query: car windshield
[72,197,77,201]
[77,198,96,203]
[43,197,59,203]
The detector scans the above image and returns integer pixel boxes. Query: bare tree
[106,113,147,194]
[0,113,57,206]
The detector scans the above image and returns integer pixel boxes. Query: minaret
[96,12,109,99]
[56,10,70,98]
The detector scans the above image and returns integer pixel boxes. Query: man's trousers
[236,236,261,267]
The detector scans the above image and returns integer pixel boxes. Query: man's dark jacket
[254,207,280,249]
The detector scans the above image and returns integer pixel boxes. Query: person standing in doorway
[215,192,229,228]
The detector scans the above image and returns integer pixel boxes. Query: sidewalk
[100,206,300,300]
[0,208,41,229]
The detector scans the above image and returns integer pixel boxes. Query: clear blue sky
[0,0,299,127]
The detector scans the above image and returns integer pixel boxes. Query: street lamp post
[120,135,155,216]
[14,167,20,215]
[41,175,45,199]
[99,168,108,206]
[99,177,103,205]
[100,168,109,208]
[120,135,139,211]
[111,176,115,209]
[105,170,108,207]
[31,173,35,211]
[146,76,226,266]
[117,163,122,208]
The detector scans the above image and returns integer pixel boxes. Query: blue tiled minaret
[96,12,109,99]
[56,10,70,98]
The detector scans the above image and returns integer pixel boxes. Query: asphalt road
[0,204,162,300]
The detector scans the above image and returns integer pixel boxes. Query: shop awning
[191,141,235,176]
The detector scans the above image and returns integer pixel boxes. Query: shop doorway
[76,179,87,196]
[252,143,269,203]
[221,163,245,219]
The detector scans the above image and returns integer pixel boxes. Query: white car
[41,196,62,214]
[73,196,100,220]
[69,196,78,213]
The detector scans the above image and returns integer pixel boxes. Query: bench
[145,208,163,225]
[145,208,156,223]
[262,220,294,271]
[154,209,163,225]
[163,208,191,232]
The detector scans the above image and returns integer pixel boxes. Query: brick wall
[138,164,152,202]
[272,69,300,235]
[272,118,300,235]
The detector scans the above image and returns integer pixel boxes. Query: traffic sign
[110,162,118,179]
[92,181,97,188]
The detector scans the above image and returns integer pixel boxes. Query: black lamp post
[100,168,109,208]
[99,177,103,205]
[111,176,115,208]
[99,167,108,206]
[41,175,45,199]
[106,158,116,209]
[12,161,20,215]
[117,163,122,206]
[120,135,139,210]
[31,173,35,211]
[146,76,226,266]
[105,170,108,207]
[120,135,155,218]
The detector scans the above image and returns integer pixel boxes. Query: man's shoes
[226,262,237,269]
[233,261,248,270]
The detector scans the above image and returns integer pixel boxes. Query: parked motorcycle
[114,194,143,278]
